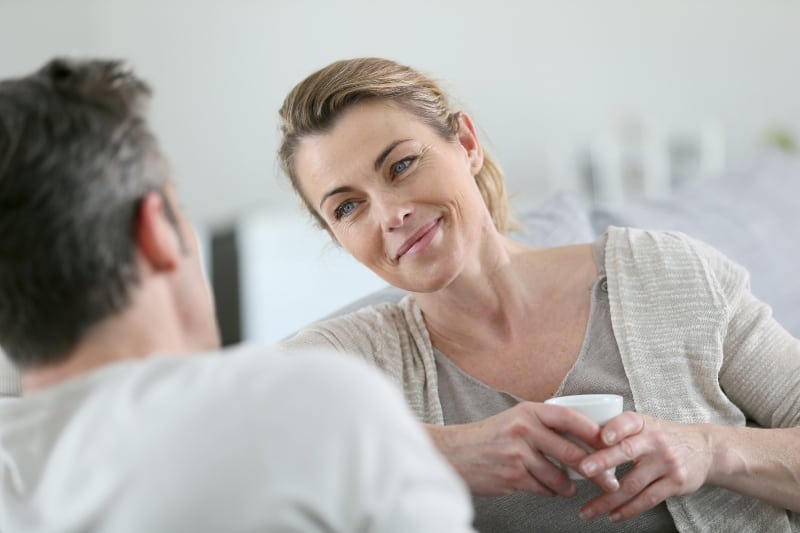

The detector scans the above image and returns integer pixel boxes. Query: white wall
[2,0,798,340]
[236,210,387,342]
[2,0,798,223]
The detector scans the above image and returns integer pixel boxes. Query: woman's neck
[415,236,596,353]
[415,234,537,342]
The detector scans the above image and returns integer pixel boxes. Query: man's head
[0,58,219,370]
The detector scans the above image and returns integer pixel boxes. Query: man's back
[0,345,474,533]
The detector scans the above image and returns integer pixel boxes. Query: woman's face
[294,100,492,292]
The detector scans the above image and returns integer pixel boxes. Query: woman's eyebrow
[319,185,355,210]
[373,139,411,172]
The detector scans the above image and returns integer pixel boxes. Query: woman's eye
[390,157,415,177]
[334,200,358,220]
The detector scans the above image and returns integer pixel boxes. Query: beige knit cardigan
[283,227,800,532]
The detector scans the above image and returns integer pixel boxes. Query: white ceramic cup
[544,394,623,480]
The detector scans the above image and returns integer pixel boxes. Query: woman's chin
[389,270,459,294]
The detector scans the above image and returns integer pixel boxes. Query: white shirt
[0,344,475,533]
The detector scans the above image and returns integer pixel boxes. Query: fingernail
[610,512,621,522]
[604,431,616,445]
[580,508,595,520]
[582,461,598,476]
[606,477,620,491]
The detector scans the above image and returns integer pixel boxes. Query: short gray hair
[0,58,171,368]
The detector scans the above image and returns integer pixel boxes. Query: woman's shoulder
[606,226,743,267]
[604,226,750,307]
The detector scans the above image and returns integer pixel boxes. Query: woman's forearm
[707,424,800,512]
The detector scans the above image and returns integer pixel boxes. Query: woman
[278,57,800,532]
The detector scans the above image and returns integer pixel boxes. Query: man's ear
[136,191,182,272]
[455,112,484,175]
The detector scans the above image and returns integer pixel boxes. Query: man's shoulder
[217,343,401,401]
[115,345,472,532]
[125,345,427,474]
[34,345,414,468]
[17,345,393,428]
[128,343,397,408]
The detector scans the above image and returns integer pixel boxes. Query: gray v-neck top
[434,234,677,532]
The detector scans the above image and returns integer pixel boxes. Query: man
[0,58,475,532]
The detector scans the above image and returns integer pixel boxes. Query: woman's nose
[377,197,413,232]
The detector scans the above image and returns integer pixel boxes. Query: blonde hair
[278,57,517,232]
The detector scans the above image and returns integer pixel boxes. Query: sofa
[1,150,798,396]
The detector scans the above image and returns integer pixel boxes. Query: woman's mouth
[396,218,442,260]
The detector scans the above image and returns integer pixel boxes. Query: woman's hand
[426,402,621,498]
[577,412,714,522]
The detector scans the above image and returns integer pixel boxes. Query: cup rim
[544,394,623,407]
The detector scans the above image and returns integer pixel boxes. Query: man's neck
[23,348,143,394]
[22,300,190,395]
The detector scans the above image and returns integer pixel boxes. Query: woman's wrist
[704,423,748,488]
[424,422,460,453]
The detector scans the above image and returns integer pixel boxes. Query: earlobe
[455,111,484,175]
[136,192,181,272]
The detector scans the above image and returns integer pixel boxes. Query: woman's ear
[455,112,484,175]
[135,191,182,272]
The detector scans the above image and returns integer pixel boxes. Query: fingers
[586,467,621,493]
[492,456,557,497]
[500,439,575,497]
[522,453,576,498]
[532,426,592,467]
[578,415,703,522]
[579,414,649,478]
[537,404,604,448]
[599,411,646,447]
[533,404,625,493]
[579,433,649,478]
[529,433,621,496]
[607,478,674,522]
[580,470,672,522]
[505,404,600,497]
[460,403,639,500]
[527,428,601,495]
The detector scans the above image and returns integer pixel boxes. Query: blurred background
[2,0,798,343]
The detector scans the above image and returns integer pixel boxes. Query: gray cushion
[510,191,596,247]
[322,191,597,320]
[319,286,408,320]
[592,150,800,336]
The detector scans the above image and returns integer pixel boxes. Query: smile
[396,218,442,260]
